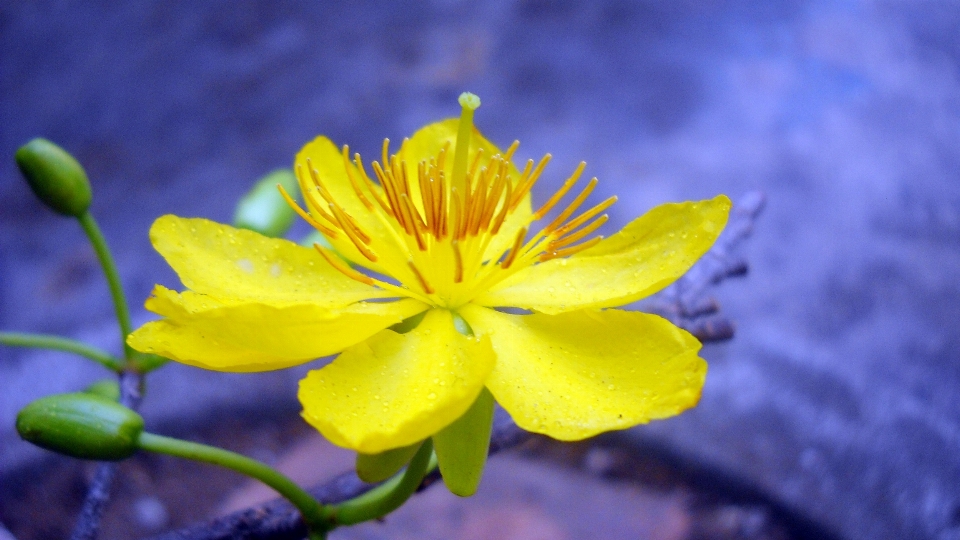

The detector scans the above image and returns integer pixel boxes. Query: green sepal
[388,311,427,334]
[356,442,421,483]
[432,387,494,497]
[130,351,169,373]
[84,380,121,401]
[233,169,299,238]
[16,392,144,460]
[15,138,92,217]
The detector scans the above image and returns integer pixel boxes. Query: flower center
[281,93,616,309]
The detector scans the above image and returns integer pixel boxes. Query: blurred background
[2,1,960,539]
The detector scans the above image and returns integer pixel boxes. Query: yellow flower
[128,93,729,486]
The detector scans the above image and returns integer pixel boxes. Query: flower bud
[233,169,299,237]
[16,393,144,460]
[15,138,92,217]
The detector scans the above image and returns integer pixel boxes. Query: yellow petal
[299,308,495,454]
[459,304,706,440]
[128,288,428,372]
[295,136,408,276]
[150,215,387,308]
[476,195,731,313]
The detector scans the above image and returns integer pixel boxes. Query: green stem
[77,212,133,360]
[137,432,330,535]
[0,331,123,371]
[331,439,434,526]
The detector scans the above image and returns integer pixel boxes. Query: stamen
[468,147,485,180]
[489,181,513,235]
[342,146,374,211]
[452,241,464,283]
[479,160,508,231]
[533,161,586,219]
[408,261,434,294]
[539,236,603,262]
[548,214,608,251]
[373,161,405,230]
[381,139,390,172]
[553,196,617,237]
[328,203,378,262]
[295,165,339,227]
[354,153,393,216]
[418,162,436,235]
[543,177,598,234]
[451,188,465,241]
[277,184,339,238]
[504,140,520,161]
[501,227,527,269]
[399,193,427,251]
[510,154,551,209]
[314,244,374,286]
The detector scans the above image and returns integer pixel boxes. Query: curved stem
[0,331,123,371]
[136,432,329,535]
[331,439,434,526]
[77,212,133,359]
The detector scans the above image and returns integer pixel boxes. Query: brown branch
[69,370,144,540]
[645,191,766,342]
[146,414,529,540]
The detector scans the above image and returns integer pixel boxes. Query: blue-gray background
[2,2,959,539]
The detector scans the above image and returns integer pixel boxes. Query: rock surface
[2,2,959,539]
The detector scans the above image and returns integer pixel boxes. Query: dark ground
[3,1,960,539]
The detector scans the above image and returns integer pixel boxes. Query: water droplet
[237,259,254,273]
[427,392,437,400]
[607,384,616,391]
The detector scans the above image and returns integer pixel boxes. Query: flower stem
[137,432,330,535]
[77,212,134,360]
[331,439,434,526]
[0,331,123,371]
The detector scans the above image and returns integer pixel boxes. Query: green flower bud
[233,169,299,237]
[16,393,144,460]
[15,138,92,217]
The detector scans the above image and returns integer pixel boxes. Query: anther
[539,236,603,262]
[510,154,551,210]
[408,261,434,294]
[553,196,618,238]
[534,161,586,220]
[501,227,528,269]
[452,241,464,283]
[342,145,374,211]
[543,177,598,234]
[315,244,374,286]
[277,184,339,238]
[549,214,608,251]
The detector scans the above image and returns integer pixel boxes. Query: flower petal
[295,136,409,276]
[299,308,495,454]
[476,195,731,313]
[150,215,387,308]
[459,304,706,440]
[127,287,428,372]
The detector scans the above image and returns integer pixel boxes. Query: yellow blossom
[128,93,730,491]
